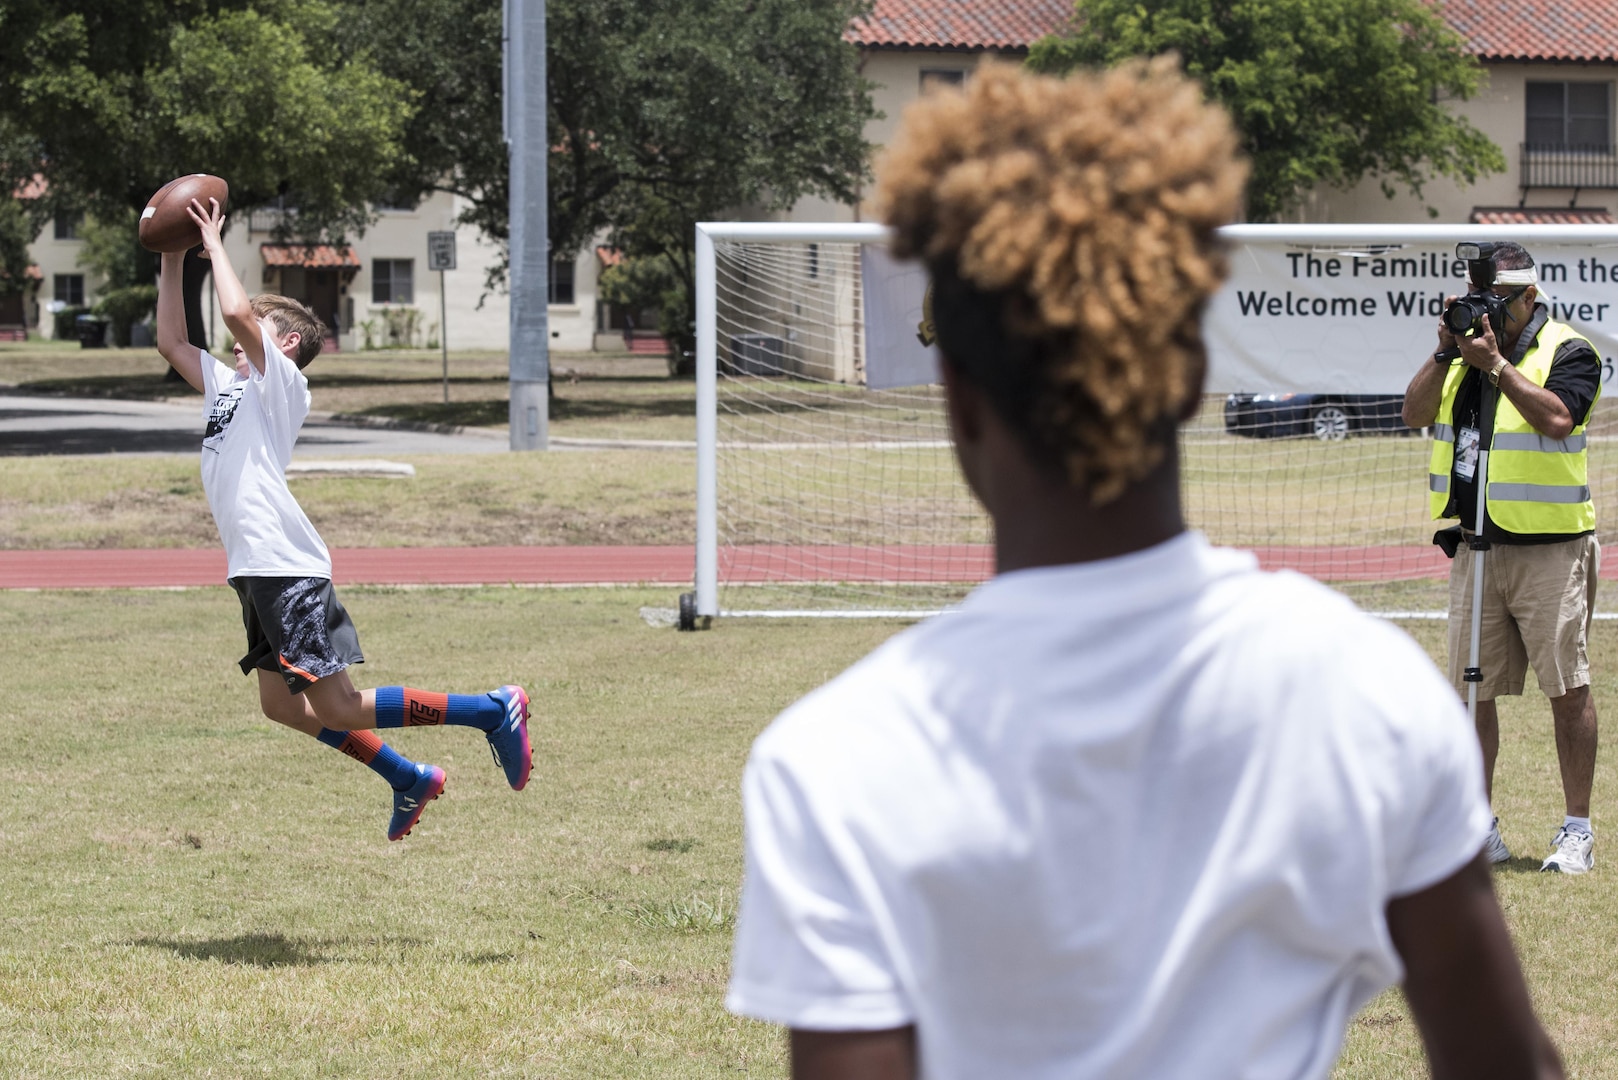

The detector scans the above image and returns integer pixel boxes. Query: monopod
[1465,449,1489,722]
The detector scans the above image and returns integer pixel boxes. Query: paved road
[0,393,509,457]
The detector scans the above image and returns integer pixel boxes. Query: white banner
[853,230,1618,394]
[1207,241,1618,394]
[859,246,941,390]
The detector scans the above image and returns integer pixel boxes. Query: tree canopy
[576,0,876,361]
[348,0,876,347]
[0,0,412,230]
[1027,0,1506,220]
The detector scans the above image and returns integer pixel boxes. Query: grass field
[0,588,1615,1077]
[6,340,1618,1074]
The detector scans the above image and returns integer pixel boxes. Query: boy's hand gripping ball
[139,174,230,253]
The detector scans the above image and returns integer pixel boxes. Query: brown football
[138,174,230,253]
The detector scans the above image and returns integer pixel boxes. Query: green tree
[1,0,410,230]
[0,0,412,353]
[589,0,875,367]
[347,0,876,361]
[0,121,50,309]
[1028,0,1505,220]
[79,212,158,347]
[0,199,37,302]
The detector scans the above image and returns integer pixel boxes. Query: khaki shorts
[1447,534,1599,699]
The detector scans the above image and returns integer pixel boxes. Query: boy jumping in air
[155,196,531,841]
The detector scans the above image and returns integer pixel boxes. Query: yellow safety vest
[1428,319,1599,533]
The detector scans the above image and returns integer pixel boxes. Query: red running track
[7,542,1610,590]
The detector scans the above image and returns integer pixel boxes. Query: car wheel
[1311,403,1350,441]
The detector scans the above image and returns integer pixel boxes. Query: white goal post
[693,221,1618,622]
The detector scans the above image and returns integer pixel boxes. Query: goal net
[694,222,1618,620]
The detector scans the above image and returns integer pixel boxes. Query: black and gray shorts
[230,576,365,694]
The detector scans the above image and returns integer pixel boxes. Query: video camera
[1441,241,1520,342]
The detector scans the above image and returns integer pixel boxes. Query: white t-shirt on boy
[197,325,331,580]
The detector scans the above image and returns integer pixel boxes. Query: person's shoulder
[751,622,936,766]
[1211,567,1445,699]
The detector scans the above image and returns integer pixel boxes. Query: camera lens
[1443,299,1478,334]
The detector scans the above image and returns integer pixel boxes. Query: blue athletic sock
[373,686,504,731]
[1565,815,1593,837]
[315,728,418,790]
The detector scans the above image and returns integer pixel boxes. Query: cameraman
[1403,241,1601,874]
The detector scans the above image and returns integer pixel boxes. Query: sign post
[427,231,456,404]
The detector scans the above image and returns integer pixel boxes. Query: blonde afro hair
[876,57,1248,502]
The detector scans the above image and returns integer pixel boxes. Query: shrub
[94,285,159,346]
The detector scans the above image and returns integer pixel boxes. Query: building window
[549,256,575,305]
[53,211,82,240]
[1527,81,1612,151]
[372,259,414,304]
[373,190,419,212]
[54,274,84,306]
[807,243,819,280]
[920,69,967,95]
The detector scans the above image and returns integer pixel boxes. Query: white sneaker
[1539,826,1595,874]
[1483,817,1512,864]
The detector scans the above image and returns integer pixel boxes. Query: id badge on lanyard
[1456,426,1481,481]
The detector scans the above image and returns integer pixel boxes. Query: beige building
[20,188,602,353]
[1295,7,1618,226]
[800,0,1618,229]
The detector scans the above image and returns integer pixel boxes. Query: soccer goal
[692,221,1618,623]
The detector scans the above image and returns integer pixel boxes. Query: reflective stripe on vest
[1489,432,1587,453]
[1428,319,1599,533]
[1487,482,1592,504]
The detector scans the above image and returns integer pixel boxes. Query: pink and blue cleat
[487,685,532,791]
[388,763,446,841]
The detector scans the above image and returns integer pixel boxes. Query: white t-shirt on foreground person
[727,533,1492,1079]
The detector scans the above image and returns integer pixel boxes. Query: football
[138,174,230,253]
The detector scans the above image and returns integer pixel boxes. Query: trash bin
[75,314,109,349]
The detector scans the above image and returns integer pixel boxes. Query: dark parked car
[1223,392,1410,441]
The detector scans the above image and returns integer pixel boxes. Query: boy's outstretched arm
[187,197,265,374]
[155,251,204,393]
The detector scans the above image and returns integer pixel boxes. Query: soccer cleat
[1483,817,1513,864]
[487,685,532,791]
[1539,825,1594,874]
[388,763,446,841]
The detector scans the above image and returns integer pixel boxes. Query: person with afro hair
[725,59,1562,1079]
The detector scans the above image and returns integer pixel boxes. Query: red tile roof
[1471,205,1615,224]
[260,244,360,269]
[1439,1,1618,63]
[12,175,47,200]
[844,1,1618,62]
[846,0,1072,50]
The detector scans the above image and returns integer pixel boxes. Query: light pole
[504,0,549,450]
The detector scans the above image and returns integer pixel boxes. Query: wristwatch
[1488,357,1509,387]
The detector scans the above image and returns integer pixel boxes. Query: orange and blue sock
[316,728,418,790]
[374,687,503,731]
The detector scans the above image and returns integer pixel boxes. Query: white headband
[1493,267,1538,286]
